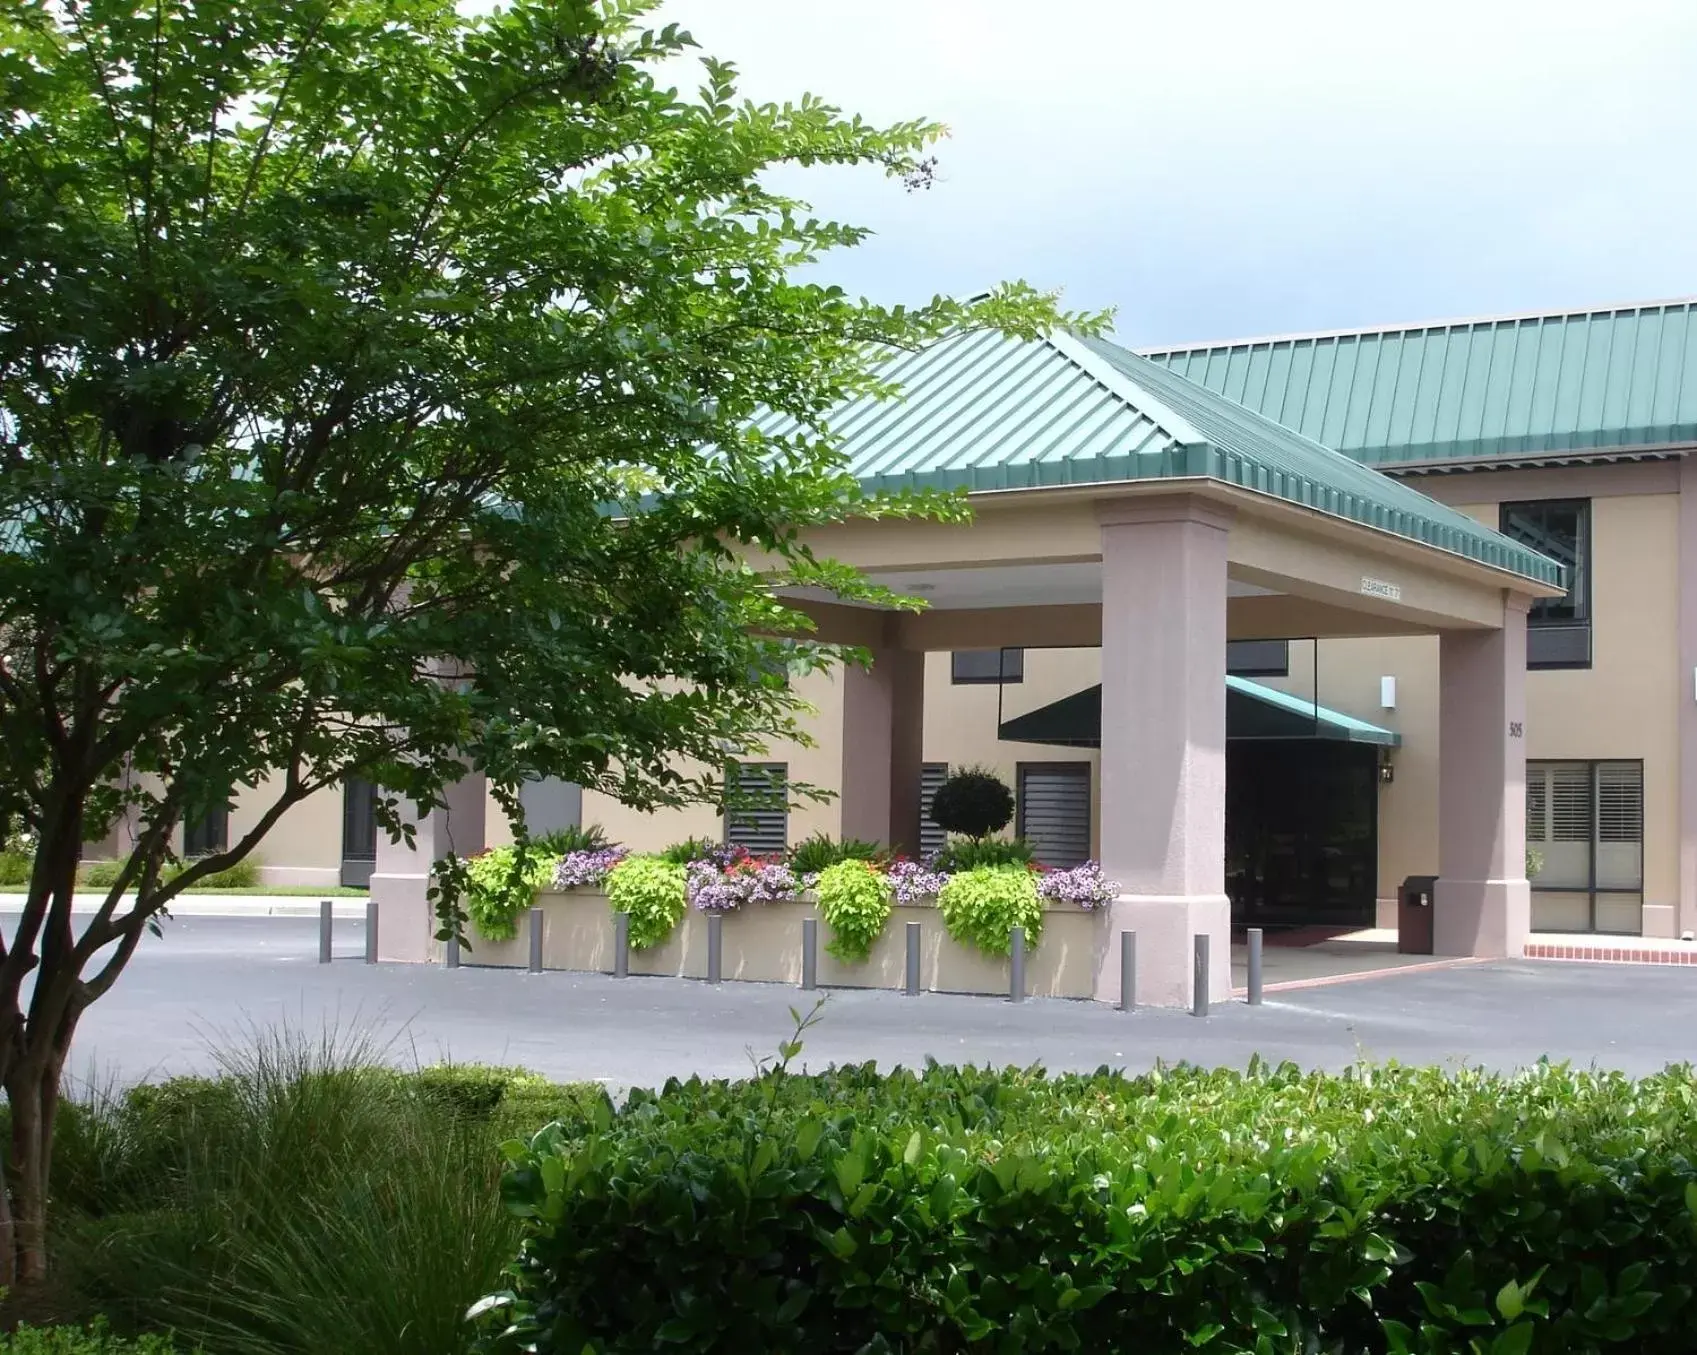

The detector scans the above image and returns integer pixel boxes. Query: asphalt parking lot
[35,912,1697,1089]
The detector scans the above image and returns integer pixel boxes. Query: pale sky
[657,0,1697,346]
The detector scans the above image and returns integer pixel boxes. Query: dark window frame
[183,804,229,858]
[951,648,1024,685]
[1226,639,1290,677]
[1525,757,1643,935]
[1499,498,1592,670]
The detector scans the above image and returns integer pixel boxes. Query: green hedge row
[477,1061,1697,1353]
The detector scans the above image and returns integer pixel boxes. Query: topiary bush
[605,855,688,950]
[932,835,1034,872]
[927,765,1014,839]
[937,863,1043,955]
[786,833,885,876]
[813,858,892,962]
[477,1061,1697,1355]
[462,846,558,941]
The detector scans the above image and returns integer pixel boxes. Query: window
[341,778,379,888]
[183,804,229,858]
[1226,639,1289,677]
[951,648,1023,684]
[1500,499,1591,668]
[1016,762,1091,868]
[724,762,788,854]
[919,763,949,858]
[1525,759,1642,933]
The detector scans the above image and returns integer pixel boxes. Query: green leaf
[903,1130,923,1165]
[1496,1279,1524,1321]
[1490,1323,1535,1355]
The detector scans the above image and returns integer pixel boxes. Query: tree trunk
[6,1063,51,1287]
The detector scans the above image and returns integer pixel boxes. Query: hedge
[475,1061,1697,1353]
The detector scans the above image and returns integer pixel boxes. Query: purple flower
[686,857,799,911]
[1034,861,1121,909]
[553,848,626,890]
[889,859,948,903]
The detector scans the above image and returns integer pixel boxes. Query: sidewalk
[0,893,369,919]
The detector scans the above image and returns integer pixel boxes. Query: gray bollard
[707,912,723,984]
[318,900,333,964]
[904,921,921,996]
[1009,926,1026,1003]
[364,900,378,964]
[1192,933,1210,1017]
[528,906,544,973]
[1119,929,1136,1012]
[1247,927,1264,1006]
[445,927,461,969]
[801,917,818,991]
[613,911,630,978]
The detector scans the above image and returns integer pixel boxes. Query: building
[140,297,1697,986]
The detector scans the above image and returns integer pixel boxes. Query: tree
[928,765,1016,839]
[0,0,1086,1284]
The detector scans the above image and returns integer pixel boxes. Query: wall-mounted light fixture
[1380,675,1397,710]
[1378,751,1395,784]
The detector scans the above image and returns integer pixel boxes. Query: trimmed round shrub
[814,859,892,962]
[937,864,1043,956]
[605,855,688,950]
[928,766,1014,839]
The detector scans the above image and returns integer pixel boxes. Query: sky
[654,0,1697,347]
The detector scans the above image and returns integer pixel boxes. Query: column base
[1093,894,1231,1007]
[369,870,434,964]
[1433,877,1529,958]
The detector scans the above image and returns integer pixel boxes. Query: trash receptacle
[1398,874,1438,954]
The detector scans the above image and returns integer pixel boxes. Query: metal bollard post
[800,917,818,991]
[1247,927,1264,1006]
[1119,929,1136,1012]
[903,921,921,996]
[612,912,630,978]
[528,907,544,973]
[707,913,723,984]
[1009,926,1026,1003]
[1192,933,1210,1017]
[364,900,378,964]
[318,900,333,964]
[445,928,461,969]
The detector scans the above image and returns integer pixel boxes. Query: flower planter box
[440,891,1099,999]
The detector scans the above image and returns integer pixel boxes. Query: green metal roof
[997,676,1401,748]
[1141,299,1697,468]
[774,327,1563,587]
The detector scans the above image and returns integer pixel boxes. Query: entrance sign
[1360,576,1402,602]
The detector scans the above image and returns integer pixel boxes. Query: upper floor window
[1500,499,1591,669]
[951,648,1024,684]
[1226,639,1289,677]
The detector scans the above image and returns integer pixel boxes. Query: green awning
[997,676,1400,748]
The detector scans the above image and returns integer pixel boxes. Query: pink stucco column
[1679,454,1697,938]
[1093,497,1232,1007]
[1433,600,1530,957]
[839,649,925,857]
[369,770,487,963]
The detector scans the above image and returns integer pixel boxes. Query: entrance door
[341,778,378,888]
[1226,742,1377,928]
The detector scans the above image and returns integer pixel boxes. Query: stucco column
[1434,600,1530,957]
[839,649,925,856]
[369,770,488,963]
[1679,454,1697,938]
[1093,497,1232,1007]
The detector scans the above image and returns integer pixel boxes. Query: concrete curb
[0,894,369,920]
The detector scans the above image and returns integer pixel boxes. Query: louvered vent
[725,763,788,855]
[919,763,949,858]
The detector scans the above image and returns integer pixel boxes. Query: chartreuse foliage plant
[477,1060,1697,1354]
[604,856,688,951]
[937,863,1043,955]
[464,847,559,942]
[0,0,1083,1284]
[813,859,892,962]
